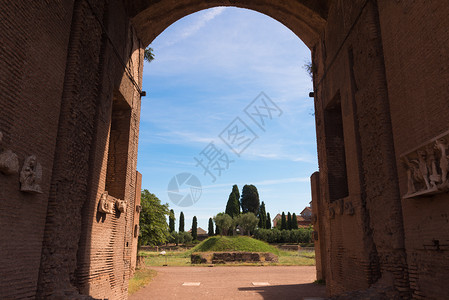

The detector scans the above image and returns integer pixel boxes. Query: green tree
[240,184,260,214]
[139,189,170,246]
[169,209,175,233]
[208,218,214,236]
[266,212,272,229]
[225,192,240,218]
[144,47,155,63]
[281,212,287,230]
[191,216,198,240]
[258,201,267,229]
[291,213,298,229]
[179,211,185,232]
[287,212,292,230]
[213,213,234,236]
[232,184,240,205]
[180,231,193,244]
[235,212,259,236]
[215,224,219,235]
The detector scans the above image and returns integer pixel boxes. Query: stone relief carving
[0,132,19,175]
[116,199,127,213]
[98,191,114,214]
[20,155,43,194]
[402,130,449,198]
[344,201,354,215]
[329,207,335,219]
[335,199,344,215]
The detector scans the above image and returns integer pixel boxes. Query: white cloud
[158,7,226,48]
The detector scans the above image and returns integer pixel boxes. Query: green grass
[139,249,315,266]
[128,267,157,295]
[276,250,315,266]
[142,250,191,266]
[138,237,315,267]
[190,236,280,254]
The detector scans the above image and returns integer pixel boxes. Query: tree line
[138,185,312,246]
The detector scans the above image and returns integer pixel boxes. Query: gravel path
[130,266,326,300]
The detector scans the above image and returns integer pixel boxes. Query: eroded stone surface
[19,155,42,194]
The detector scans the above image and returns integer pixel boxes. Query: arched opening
[135,7,320,297]
[4,1,449,299]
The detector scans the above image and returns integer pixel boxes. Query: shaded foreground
[130,266,324,300]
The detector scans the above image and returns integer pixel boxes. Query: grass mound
[191,236,279,255]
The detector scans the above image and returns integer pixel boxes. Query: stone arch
[2,0,449,299]
[128,0,329,48]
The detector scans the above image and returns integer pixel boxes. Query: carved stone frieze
[0,132,19,175]
[116,199,127,213]
[0,150,19,175]
[98,191,114,214]
[329,207,335,219]
[335,199,344,215]
[344,201,354,215]
[20,155,43,194]
[401,130,449,198]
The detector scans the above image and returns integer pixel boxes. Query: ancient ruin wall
[378,1,449,298]
[312,0,409,297]
[0,1,75,298]
[2,0,449,299]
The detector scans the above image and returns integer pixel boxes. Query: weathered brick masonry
[0,0,448,299]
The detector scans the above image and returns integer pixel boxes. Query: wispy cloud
[159,7,226,48]
[139,7,318,229]
[180,7,226,39]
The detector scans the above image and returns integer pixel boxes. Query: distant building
[300,207,312,221]
[272,206,312,228]
[188,227,208,241]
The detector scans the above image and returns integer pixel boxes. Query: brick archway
[2,1,449,299]
[128,0,328,48]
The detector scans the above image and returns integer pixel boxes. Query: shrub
[253,228,313,243]
[281,229,291,243]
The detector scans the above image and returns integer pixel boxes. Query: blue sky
[137,7,317,230]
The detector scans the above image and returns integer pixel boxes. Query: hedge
[253,228,312,244]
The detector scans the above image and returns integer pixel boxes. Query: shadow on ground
[238,283,326,299]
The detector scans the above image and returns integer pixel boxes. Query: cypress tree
[232,184,240,206]
[192,216,198,240]
[240,184,260,214]
[215,223,219,235]
[179,211,185,232]
[169,209,175,232]
[266,212,271,229]
[258,201,267,229]
[208,218,214,236]
[292,213,298,229]
[287,212,292,230]
[281,212,287,230]
[225,192,240,218]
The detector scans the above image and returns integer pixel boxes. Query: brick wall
[1,0,449,299]
[0,1,74,298]
[312,0,408,297]
[378,1,449,299]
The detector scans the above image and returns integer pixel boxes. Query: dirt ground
[130,266,326,300]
